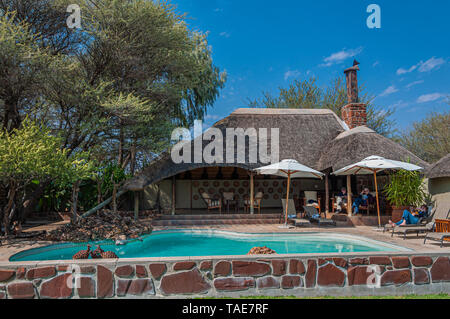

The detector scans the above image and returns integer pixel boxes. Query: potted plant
[383,170,426,222]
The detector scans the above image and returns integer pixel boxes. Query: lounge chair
[200,191,222,213]
[424,232,450,248]
[391,204,450,240]
[282,199,311,227]
[303,206,336,227]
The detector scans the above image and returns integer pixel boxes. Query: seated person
[389,205,429,227]
[335,187,348,213]
[352,187,374,215]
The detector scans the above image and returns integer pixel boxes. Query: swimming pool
[9,230,409,262]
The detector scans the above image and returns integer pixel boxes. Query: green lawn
[203,294,450,299]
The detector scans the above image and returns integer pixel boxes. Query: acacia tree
[247,77,396,137]
[1,0,226,215]
[0,120,95,235]
[398,110,450,163]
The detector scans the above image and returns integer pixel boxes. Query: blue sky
[173,0,449,130]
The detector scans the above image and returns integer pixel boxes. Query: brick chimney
[341,61,367,129]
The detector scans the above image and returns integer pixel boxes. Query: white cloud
[284,70,301,80]
[396,57,446,75]
[396,65,417,75]
[418,57,446,72]
[391,100,409,109]
[405,80,424,88]
[219,32,230,38]
[417,93,445,103]
[379,85,399,97]
[372,61,380,67]
[320,47,363,67]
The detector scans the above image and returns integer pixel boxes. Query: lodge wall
[1,253,449,299]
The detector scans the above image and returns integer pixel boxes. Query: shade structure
[332,156,424,227]
[255,159,324,227]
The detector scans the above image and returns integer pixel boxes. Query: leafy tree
[398,110,450,163]
[247,77,396,137]
[0,119,95,234]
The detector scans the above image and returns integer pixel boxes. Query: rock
[117,279,154,296]
[232,261,271,277]
[271,260,287,276]
[7,282,35,299]
[200,261,212,271]
[369,256,391,266]
[281,276,302,289]
[333,258,348,268]
[247,246,276,255]
[26,267,56,280]
[317,264,345,287]
[257,276,280,289]
[392,257,410,269]
[40,274,73,299]
[160,269,210,295]
[0,270,15,282]
[149,264,167,280]
[381,270,411,286]
[115,265,134,278]
[289,260,305,275]
[349,258,369,265]
[97,266,114,298]
[305,260,317,288]
[214,277,255,291]
[78,277,95,298]
[214,261,231,277]
[430,257,450,283]
[174,262,196,271]
[348,266,373,286]
[411,256,433,267]
[136,265,148,278]
[414,269,430,285]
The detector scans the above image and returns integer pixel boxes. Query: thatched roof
[125,108,429,191]
[426,153,450,179]
[124,108,346,190]
[317,126,428,171]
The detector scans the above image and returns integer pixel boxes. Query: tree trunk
[19,181,48,222]
[118,122,124,166]
[3,180,17,236]
[71,181,81,223]
[2,97,21,132]
[130,143,137,176]
[97,179,103,205]
[112,183,118,214]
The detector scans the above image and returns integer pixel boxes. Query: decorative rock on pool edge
[0,254,449,298]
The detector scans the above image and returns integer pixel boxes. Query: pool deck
[0,220,449,262]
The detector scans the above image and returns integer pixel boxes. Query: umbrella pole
[373,171,381,227]
[285,173,291,226]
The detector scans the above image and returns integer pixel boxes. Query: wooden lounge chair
[303,206,336,227]
[200,191,222,213]
[282,199,311,227]
[391,205,450,240]
[244,192,263,214]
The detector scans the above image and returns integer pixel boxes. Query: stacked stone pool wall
[0,252,449,299]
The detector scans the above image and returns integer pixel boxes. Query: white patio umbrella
[332,156,423,227]
[255,159,324,228]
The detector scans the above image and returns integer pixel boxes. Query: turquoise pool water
[9,231,407,262]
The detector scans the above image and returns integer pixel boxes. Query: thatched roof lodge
[118,63,428,216]
[426,154,450,211]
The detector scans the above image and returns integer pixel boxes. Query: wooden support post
[373,171,381,227]
[285,173,291,226]
[172,176,176,216]
[347,175,352,217]
[325,174,330,218]
[250,172,255,215]
[134,191,139,221]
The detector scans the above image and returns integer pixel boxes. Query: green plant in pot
[383,170,426,222]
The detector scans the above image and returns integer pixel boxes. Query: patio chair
[222,192,238,213]
[282,199,311,227]
[244,192,263,214]
[355,192,376,215]
[200,191,222,213]
[331,195,349,214]
[303,206,336,227]
[423,214,450,248]
[302,191,322,215]
[391,204,450,240]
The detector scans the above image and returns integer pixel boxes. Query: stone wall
[1,253,449,299]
